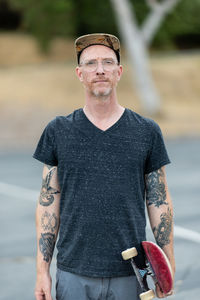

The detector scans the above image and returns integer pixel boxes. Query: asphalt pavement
[0,138,200,300]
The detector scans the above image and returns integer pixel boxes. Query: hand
[35,273,53,300]
[155,284,174,298]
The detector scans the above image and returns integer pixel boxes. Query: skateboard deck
[122,241,173,300]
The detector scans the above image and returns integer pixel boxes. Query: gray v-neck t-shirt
[33,108,170,277]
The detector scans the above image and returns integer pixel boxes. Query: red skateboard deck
[142,241,173,295]
[122,241,173,300]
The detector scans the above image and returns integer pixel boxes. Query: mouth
[93,79,108,83]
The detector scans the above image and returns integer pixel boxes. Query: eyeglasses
[79,59,118,72]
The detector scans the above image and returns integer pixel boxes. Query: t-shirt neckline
[80,108,127,134]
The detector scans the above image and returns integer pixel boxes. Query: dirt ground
[0,33,199,150]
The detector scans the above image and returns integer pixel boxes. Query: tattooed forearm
[37,165,60,264]
[41,211,58,233]
[153,207,172,248]
[39,167,60,206]
[39,233,56,262]
[146,168,167,207]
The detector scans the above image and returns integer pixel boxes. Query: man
[34,33,175,300]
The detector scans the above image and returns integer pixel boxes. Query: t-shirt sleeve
[145,121,170,174]
[33,119,58,166]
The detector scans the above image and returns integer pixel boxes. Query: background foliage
[7,0,200,51]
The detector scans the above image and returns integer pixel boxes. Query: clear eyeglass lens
[81,59,117,72]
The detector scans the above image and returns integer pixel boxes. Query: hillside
[0,33,199,150]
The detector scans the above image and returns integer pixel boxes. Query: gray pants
[56,269,142,300]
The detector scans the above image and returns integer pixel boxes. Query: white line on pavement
[174,225,200,243]
[1,181,200,244]
[0,181,39,201]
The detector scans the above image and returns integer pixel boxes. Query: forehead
[80,45,117,62]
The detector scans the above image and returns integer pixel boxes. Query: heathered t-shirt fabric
[33,108,170,277]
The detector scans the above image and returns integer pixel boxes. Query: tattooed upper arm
[39,164,60,206]
[145,167,168,208]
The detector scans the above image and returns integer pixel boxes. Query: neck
[83,89,123,121]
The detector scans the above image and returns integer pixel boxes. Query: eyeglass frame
[79,58,120,72]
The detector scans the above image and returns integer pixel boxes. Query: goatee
[92,88,112,98]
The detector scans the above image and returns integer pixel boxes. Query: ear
[76,66,84,82]
[117,65,123,82]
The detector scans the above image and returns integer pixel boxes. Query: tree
[9,0,200,53]
[7,0,200,114]
[8,0,75,51]
[110,0,181,115]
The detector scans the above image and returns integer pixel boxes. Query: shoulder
[46,109,81,132]
[125,108,161,134]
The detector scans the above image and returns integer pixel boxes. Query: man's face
[76,45,123,98]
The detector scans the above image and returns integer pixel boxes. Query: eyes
[80,59,118,72]
[86,59,114,66]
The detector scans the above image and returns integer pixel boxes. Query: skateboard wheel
[140,289,155,300]
[121,247,138,260]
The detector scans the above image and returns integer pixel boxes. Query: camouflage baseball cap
[75,33,120,64]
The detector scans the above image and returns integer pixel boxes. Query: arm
[145,166,175,298]
[35,164,60,300]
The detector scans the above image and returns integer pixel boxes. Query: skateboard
[121,241,173,300]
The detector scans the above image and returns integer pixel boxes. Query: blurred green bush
[8,0,200,51]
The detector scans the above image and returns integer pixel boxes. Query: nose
[96,62,105,74]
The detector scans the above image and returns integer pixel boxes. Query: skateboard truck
[122,247,155,300]
[121,241,173,300]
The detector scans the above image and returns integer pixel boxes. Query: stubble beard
[92,87,112,99]
[91,81,113,99]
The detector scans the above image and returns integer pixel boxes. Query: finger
[44,291,53,300]
[155,284,166,298]
[166,289,174,297]
[156,284,175,298]
[35,291,45,300]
